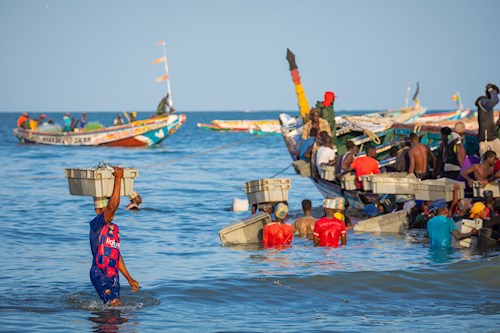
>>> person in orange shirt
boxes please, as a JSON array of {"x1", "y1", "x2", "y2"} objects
[
  {"x1": 262, "y1": 203, "x2": 294, "y2": 247},
  {"x1": 17, "y1": 112, "x2": 29, "y2": 128},
  {"x1": 341, "y1": 145, "x2": 380, "y2": 189}
]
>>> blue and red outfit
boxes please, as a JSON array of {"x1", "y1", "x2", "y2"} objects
[{"x1": 89, "y1": 213, "x2": 121, "y2": 303}]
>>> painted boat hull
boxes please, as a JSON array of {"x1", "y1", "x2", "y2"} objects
[{"x1": 13, "y1": 114, "x2": 186, "y2": 147}]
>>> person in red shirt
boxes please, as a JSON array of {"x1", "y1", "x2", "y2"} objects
[
  {"x1": 342, "y1": 145, "x2": 380, "y2": 189},
  {"x1": 17, "y1": 112, "x2": 29, "y2": 128},
  {"x1": 313, "y1": 198, "x2": 347, "y2": 247},
  {"x1": 262, "y1": 203, "x2": 294, "y2": 247}
]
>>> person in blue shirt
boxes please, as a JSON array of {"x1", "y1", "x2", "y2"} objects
[
  {"x1": 89, "y1": 167, "x2": 139, "y2": 306},
  {"x1": 427, "y1": 199, "x2": 478, "y2": 248}
]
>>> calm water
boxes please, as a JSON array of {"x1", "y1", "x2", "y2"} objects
[{"x1": 0, "y1": 111, "x2": 498, "y2": 333}]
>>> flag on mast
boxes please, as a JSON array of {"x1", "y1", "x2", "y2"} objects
[
  {"x1": 156, "y1": 40, "x2": 166, "y2": 46},
  {"x1": 152, "y1": 56, "x2": 166, "y2": 65},
  {"x1": 156, "y1": 74, "x2": 169, "y2": 83}
]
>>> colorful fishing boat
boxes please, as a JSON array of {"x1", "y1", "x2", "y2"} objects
[
  {"x1": 197, "y1": 119, "x2": 281, "y2": 133},
  {"x1": 13, "y1": 114, "x2": 186, "y2": 147}
]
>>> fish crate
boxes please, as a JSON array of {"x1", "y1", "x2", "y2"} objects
[
  {"x1": 472, "y1": 181, "x2": 500, "y2": 198},
  {"x1": 414, "y1": 178, "x2": 465, "y2": 201},
  {"x1": 243, "y1": 178, "x2": 291, "y2": 205},
  {"x1": 292, "y1": 160, "x2": 311, "y2": 178},
  {"x1": 340, "y1": 173, "x2": 357, "y2": 190},
  {"x1": 320, "y1": 165, "x2": 336, "y2": 181},
  {"x1": 218, "y1": 212, "x2": 272, "y2": 246},
  {"x1": 452, "y1": 219, "x2": 483, "y2": 248},
  {"x1": 359, "y1": 175, "x2": 373, "y2": 191},
  {"x1": 65, "y1": 167, "x2": 138, "y2": 197},
  {"x1": 353, "y1": 210, "x2": 408, "y2": 234},
  {"x1": 370, "y1": 173, "x2": 418, "y2": 194}
]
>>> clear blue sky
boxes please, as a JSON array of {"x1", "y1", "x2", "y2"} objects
[{"x1": 1, "y1": 0, "x2": 499, "y2": 112}]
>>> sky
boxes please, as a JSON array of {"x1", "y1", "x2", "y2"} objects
[{"x1": 1, "y1": 0, "x2": 499, "y2": 112}]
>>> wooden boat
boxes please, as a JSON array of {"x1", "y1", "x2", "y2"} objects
[
  {"x1": 13, "y1": 114, "x2": 186, "y2": 147},
  {"x1": 197, "y1": 119, "x2": 281, "y2": 133},
  {"x1": 417, "y1": 108, "x2": 473, "y2": 123}
]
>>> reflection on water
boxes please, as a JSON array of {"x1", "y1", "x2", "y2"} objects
[{"x1": 88, "y1": 309, "x2": 132, "y2": 333}]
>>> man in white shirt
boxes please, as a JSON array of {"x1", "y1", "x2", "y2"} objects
[{"x1": 315, "y1": 135, "x2": 337, "y2": 176}]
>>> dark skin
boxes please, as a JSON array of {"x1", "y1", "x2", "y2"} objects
[
  {"x1": 95, "y1": 167, "x2": 139, "y2": 306},
  {"x1": 460, "y1": 155, "x2": 497, "y2": 187},
  {"x1": 408, "y1": 136, "x2": 437, "y2": 175}
]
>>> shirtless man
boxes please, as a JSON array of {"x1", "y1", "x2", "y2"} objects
[
  {"x1": 460, "y1": 150, "x2": 497, "y2": 187},
  {"x1": 408, "y1": 132, "x2": 437, "y2": 179},
  {"x1": 294, "y1": 199, "x2": 317, "y2": 239}
]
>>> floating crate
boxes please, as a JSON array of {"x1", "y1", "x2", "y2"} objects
[
  {"x1": 353, "y1": 210, "x2": 408, "y2": 234},
  {"x1": 452, "y1": 219, "x2": 483, "y2": 248},
  {"x1": 414, "y1": 178, "x2": 465, "y2": 201},
  {"x1": 218, "y1": 212, "x2": 272, "y2": 246},
  {"x1": 292, "y1": 160, "x2": 311, "y2": 177},
  {"x1": 320, "y1": 165, "x2": 336, "y2": 181},
  {"x1": 340, "y1": 173, "x2": 357, "y2": 190},
  {"x1": 244, "y1": 178, "x2": 291, "y2": 205},
  {"x1": 370, "y1": 173, "x2": 418, "y2": 194},
  {"x1": 65, "y1": 168, "x2": 138, "y2": 197},
  {"x1": 472, "y1": 181, "x2": 500, "y2": 198}
]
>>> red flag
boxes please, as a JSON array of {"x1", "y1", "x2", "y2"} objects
[
  {"x1": 155, "y1": 74, "x2": 169, "y2": 83},
  {"x1": 151, "y1": 56, "x2": 166, "y2": 65},
  {"x1": 156, "y1": 40, "x2": 165, "y2": 46}
]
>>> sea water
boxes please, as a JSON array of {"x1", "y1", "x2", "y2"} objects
[{"x1": 0, "y1": 111, "x2": 498, "y2": 333}]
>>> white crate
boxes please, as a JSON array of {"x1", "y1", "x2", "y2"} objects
[
  {"x1": 452, "y1": 219, "x2": 483, "y2": 248},
  {"x1": 320, "y1": 165, "x2": 336, "y2": 181},
  {"x1": 414, "y1": 178, "x2": 465, "y2": 201},
  {"x1": 292, "y1": 160, "x2": 311, "y2": 177},
  {"x1": 218, "y1": 212, "x2": 272, "y2": 245},
  {"x1": 472, "y1": 181, "x2": 500, "y2": 198},
  {"x1": 359, "y1": 175, "x2": 373, "y2": 191},
  {"x1": 244, "y1": 178, "x2": 291, "y2": 205},
  {"x1": 371, "y1": 173, "x2": 418, "y2": 194},
  {"x1": 340, "y1": 173, "x2": 357, "y2": 190},
  {"x1": 353, "y1": 210, "x2": 408, "y2": 234},
  {"x1": 65, "y1": 168, "x2": 138, "y2": 197}
]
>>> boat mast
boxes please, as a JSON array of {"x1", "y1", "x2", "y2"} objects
[
  {"x1": 456, "y1": 91, "x2": 463, "y2": 110},
  {"x1": 405, "y1": 82, "x2": 411, "y2": 108},
  {"x1": 158, "y1": 41, "x2": 174, "y2": 110}
]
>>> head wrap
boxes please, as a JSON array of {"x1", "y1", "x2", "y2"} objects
[
  {"x1": 274, "y1": 203, "x2": 289, "y2": 219},
  {"x1": 93, "y1": 197, "x2": 109, "y2": 209},
  {"x1": 324, "y1": 197, "x2": 345, "y2": 210},
  {"x1": 323, "y1": 91, "x2": 335, "y2": 107},
  {"x1": 129, "y1": 191, "x2": 139, "y2": 200},
  {"x1": 470, "y1": 202, "x2": 486, "y2": 217}
]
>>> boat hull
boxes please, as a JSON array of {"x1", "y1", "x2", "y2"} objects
[{"x1": 13, "y1": 114, "x2": 186, "y2": 147}]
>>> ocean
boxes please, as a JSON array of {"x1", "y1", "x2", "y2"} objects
[{"x1": 0, "y1": 111, "x2": 498, "y2": 333}]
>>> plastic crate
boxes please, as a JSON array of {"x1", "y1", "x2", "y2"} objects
[
  {"x1": 320, "y1": 165, "x2": 336, "y2": 181},
  {"x1": 359, "y1": 175, "x2": 373, "y2": 191},
  {"x1": 370, "y1": 173, "x2": 418, "y2": 194},
  {"x1": 65, "y1": 168, "x2": 138, "y2": 197},
  {"x1": 339, "y1": 173, "x2": 357, "y2": 190},
  {"x1": 244, "y1": 178, "x2": 291, "y2": 205},
  {"x1": 452, "y1": 219, "x2": 483, "y2": 248},
  {"x1": 353, "y1": 210, "x2": 408, "y2": 233},
  {"x1": 472, "y1": 181, "x2": 500, "y2": 198},
  {"x1": 414, "y1": 178, "x2": 465, "y2": 201},
  {"x1": 292, "y1": 160, "x2": 311, "y2": 177},
  {"x1": 218, "y1": 212, "x2": 272, "y2": 246}
]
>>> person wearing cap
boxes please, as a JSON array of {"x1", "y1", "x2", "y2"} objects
[
  {"x1": 313, "y1": 198, "x2": 347, "y2": 247},
  {"x1": 301, "y1": 108, "x2": 332, "y2": 140},
  {"x1": 294, "y1": 199, "x2": 317, "y2": 239},
  {"x1": 126, "y1": 191, "x2": 142, "y2": 211},
  {"x1": 470, "y1": 201, "x2": 488, "y2": 220},
  {"x1": 262, "y1": 203, "x2": 294, "y2": 247},
  {"x1": 427, "y1": 198, "x2": 478, "y2": 248},
  {"x1": 476, "y1": 83, "x2": 500, "y2": 157},
  {"x1": 89, "y1": 166, "x2": 139, "y2": 306}
]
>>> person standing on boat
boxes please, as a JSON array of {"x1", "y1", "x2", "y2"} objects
[
  {"x1": 114, "y1": 114, "x2": 124, "y2": 126},
  {"x1": 89, "y1": 167, "x2": 140, "y2": 306},
  {"x1": 436, "y1": 127, "x2": 466, "y2": 179},
  {"x1": 301, "y1": 108, "x2": 331, "y2": 140},
  {"x1": 79, "y1": 113, "x2": 87, "y2": 129},
  {"x1": 408, "y1": 132, "x2": 437, "y2": 180},
  {"x1": 63, "y1": 113, "x2": 71, "y2": 132},
  {"x1": 316, "y1": 91, "x2": 336, "y2": 144},
  {"x1": 476, "y1": 83, "x2": 500, "y2": 157},
  {"x1": 294, "y1": 199, "x2": 317, "y2": 239},
  {"x1": 313, "y1": 198, "x2": 347, "y2": 247},
  {"x1": 341, "y1": 145, "x2": 380, "y2": 189},
  {"x1": 262, "y1": 203, "x2": 294, "y2": 247},
  {"x1": 427, "y1": 200, "x2": 478, "y2": 248}
]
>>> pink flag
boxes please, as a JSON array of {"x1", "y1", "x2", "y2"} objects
[
  {"x1": 155, "y1": 74, "x2": 169, "y2": 83},
  {"x1": 151, "y1": 56, "x2": 166, "y2": 65}
]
